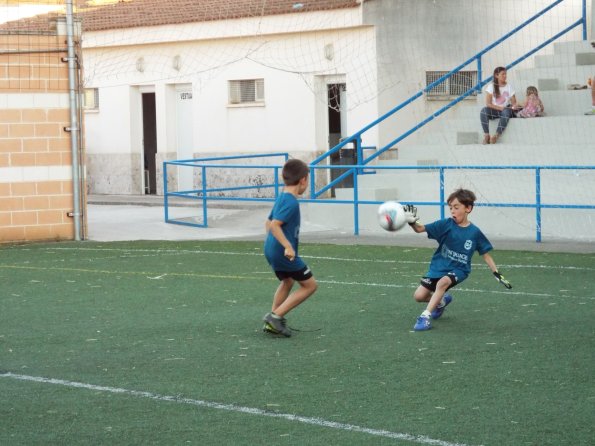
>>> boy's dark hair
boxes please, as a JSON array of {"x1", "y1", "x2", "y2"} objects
[
  {"x1": 447, "y1": 188, "x2": 476, "y2": 208},
  {"x1": 282, "y1": 159, "x2": 309, "y2": 185}
]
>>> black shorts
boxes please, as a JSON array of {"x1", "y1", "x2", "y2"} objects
[
  {"x1": 420, "y1": 272, "x2": 458, "y2": 292},
  {"x1": 274, "y1": 265, "x2": 313, "y2": 282}
]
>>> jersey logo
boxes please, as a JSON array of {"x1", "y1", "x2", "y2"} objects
[{"x1": 464, "y1": 240, "x2": 473, "y2": 250}]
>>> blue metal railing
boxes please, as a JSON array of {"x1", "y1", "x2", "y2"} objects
[
  {"x1": 164, "y1": 158, "x2": 595, "y2": 242},
  {"x1": 310, "y1": 0, "x2": 587, "y2": 199},
  {"x1": 310, "y1": 164, "x2": 595, "y2": 243},
  {"x1": 163, "y1": 152, "x2": 288, "y2": 228}
]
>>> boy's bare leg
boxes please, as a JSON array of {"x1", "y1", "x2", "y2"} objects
[
  {"x1": 414, "y1": 278, "x2": 450, "y2": 314},
  {"x1": 424, "y1": 277, "x2": 451, "y2": 313},
  {"x1": 271, "y1": 278, "x2": 294, "y2": 314},
  {"x1": 273, "y1": 277, "x2": 317, "y2": 317},
  {"x1": 413, "y1": 285, "x2": 432, "y2": 303}
]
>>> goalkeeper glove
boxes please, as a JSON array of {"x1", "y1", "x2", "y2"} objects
[
  {"x1": 493, "y1": 271, "x2": 512, "y2": 289},
  {"x1": 403, "y1": 204, "x2": 419, "y2": 225}
]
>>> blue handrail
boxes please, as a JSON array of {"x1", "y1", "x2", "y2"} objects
[
  {"x1": 163, "y1": 152, "x2": 288, "y2": 227},
  {"x1": 310, "y1": 0, "x2": 587, "y2": 199},
  {"x1": 163, "y1": 157, "x2": 595, "y2": 242}
]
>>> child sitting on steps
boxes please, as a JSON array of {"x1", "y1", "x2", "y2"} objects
[{"x1": 516, "y1": 86, "x2": 545, "y2": 118}]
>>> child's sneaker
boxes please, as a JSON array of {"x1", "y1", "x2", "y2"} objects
[
  {"x1": 413, "y1": 315, "x2": 431, "y2": 331},
  {"x1": 431, "y1": 293, "x2": 453, "y2": 320},
  {"x1": 585, "y1": 108, "x2": 595, "y2": 115},
  {"x1": 262, "y1": 313, "x2": 292, "y2": 337}
]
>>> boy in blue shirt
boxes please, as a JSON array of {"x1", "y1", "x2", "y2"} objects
[
  {"x1": 263, "y1": 159, "x2": 318, "y2": 337},
  {"x1": 404, "y1": 188, "x2": 512, "y2": 331}
]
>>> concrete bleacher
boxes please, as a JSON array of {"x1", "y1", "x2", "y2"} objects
[{"x1": 305, "y1": 40, "x2": 595, "y2": 242}]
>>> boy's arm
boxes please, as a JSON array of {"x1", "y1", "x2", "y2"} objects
[
  {"x1": 483, "y1": 252, "x2": 512, "y2": 289},
  {"x1": 265, "y1": 219, "x2": 271, "y2": 233},
  {"x1": 268, "y1": 219, "x2": 295, "y2": 261},
  {"x1": 409, "y1": 221, "x2": 426, "y2": 233}
]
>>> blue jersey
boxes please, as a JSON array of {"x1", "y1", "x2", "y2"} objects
[
  {"x1": 264, "y1": 192, "x2": 305, "y2": 272},
  {"x1": 424, "y1": 218, "x2": 493, "y2": 282}
]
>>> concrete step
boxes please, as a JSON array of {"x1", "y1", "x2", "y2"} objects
[
  {"x1": 534, "y1": 51, "x2": 595, "y2": 68},
  {"x1": 553, "y1": 40, "x2": 595, "y2": 54},
  {"x1": 413, "y1": 115, "x2": 595, "y2": 147},
  {"x1": 511, "y1": 65, "x2": 594, "y2": 91},
  {"x1": 392, "y1": 142, "x2": 595, "y2": 165}
]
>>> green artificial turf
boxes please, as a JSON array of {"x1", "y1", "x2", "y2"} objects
[{"x1": 1, "y1": 240, "x2": 593, "y2": 445}]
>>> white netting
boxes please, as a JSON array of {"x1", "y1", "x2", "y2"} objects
[{"x1": 2, "y1": 0, "x2": 593, "y2": 239}]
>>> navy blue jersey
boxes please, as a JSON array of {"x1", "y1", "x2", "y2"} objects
[
  {"x1": 424, "y1": 218, "x2": 493, "y2": 282},
  {"x1": 264, "y1": 192, "x2": 305, "y2": 272}
]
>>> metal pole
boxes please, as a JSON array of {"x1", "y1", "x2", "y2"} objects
[
  {"x1": 535, "y1": 168, "x2": 542, "y2": 243},
  {"x1": 201, "y1": 166, "x2": 208, "y2": 227},
  {"x1": 439, "y1": 168, "x2": 445, "y2": 220},
  {"x1": 582, "y1": 0, "x2": 587, "y2": 40},
  {"x1": 66, "y1": 0, "x2": 81, "y2": 241},
  {"x1": 163, "y1": 162, "x2": 169, "y2": 222}
]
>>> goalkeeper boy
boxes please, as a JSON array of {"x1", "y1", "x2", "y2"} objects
[{"x1": 403, "y1": 188, "x2": 512, "y2": 331}]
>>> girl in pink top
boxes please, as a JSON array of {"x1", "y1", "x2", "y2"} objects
[{"x1": 517, "y1": 86, "x2": 544, "y2": 118}]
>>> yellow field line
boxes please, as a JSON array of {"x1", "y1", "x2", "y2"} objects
[{"x1": 0, "y1": 264, "x2": 263, "y2": 281}]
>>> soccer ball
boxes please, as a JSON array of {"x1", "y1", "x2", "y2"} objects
[{"x1": 377, "y1": 201, "x2": 407, "y2": 232}]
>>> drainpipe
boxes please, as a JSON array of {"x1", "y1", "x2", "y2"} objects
[{"x1": 65, "y1": 0, "x2": 82, "y2": 241}]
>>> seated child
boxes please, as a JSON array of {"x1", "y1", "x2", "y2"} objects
[{"x1": 516, "y1": 86, "x2": 544, "y2": 118}]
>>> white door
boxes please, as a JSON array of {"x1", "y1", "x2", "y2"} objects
[{"x1": 175, "y1": 85, "x2": 194, "y2": 191}]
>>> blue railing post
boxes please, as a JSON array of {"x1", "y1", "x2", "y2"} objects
[
  {"x1": 274, "y1": 166, "x2": 280, "y2": 198},
  {"x1": 439, "y1": 167, "x2": 446, "y2": 220},
  {"x1": 535, "y1": 167, "x2": 542, "y2": 243},
  {"x1": 201, "y1": 166, "x2": 208, "y2": 227},
  {"x1": 355, "y1": 136, "x2": 363, "y2": 175},
  {"x1": 582, "y1": 0, "x2": 587, "y2": 40},
  {"x1": 353, "y1": 167, "x2": 360, "y2": 235},
  {"x1": 163, "y1": 161, "x2": 169, "y2": 222},
  {"x1": 476, "y1": 55, "x2": 483, "y2": 93},
  {"x1": 310, "y1": 163, "x2": 316, "y2": 199}
]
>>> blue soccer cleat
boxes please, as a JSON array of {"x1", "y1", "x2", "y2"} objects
[
  {"x1": 413, "y1": 315, "x2": 431, "y2": 331},
  {"x1": 431, "y1": 293, "x2": 453, "y2": 320}
]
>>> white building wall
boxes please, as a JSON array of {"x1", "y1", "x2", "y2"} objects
[
  {"x1": 81, "y1": 0, "x2": 590, "y2": 195},
  {"x1": 82, "y1": 8, "x2": 377, "y2": 195}
]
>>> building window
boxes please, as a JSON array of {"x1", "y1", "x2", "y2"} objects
[
  {"x1": 228, "y1": 79, "x2": 264, "y2": 105},
  {"x1": 425, "y1": 71, "x2": 478, "y2": 100},
  {"x1": 83, "y1": 88, "x2": 99, "y2": 110}
]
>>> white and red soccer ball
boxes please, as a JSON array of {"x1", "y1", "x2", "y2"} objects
[{"x1": 377, "y1": 201, "x2": 407, "y2": 232}]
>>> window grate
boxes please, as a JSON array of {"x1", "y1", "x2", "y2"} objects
[
  {"x1": 425, "y1": 71, "x2": 478, "y2": 100},
  {"x1": 228, "y1": 79, "x2": 264, "y2": 105}
]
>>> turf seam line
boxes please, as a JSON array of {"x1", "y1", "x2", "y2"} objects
[
  {"x1": 0, "y1": 372, "x2": 475, "y2": 446},
  {"x1": 1, "y1": 264, "x2": 592, "y2": 299},
  {"x1": 23, "y1": 246, "x2": 595, "y2": 271}
]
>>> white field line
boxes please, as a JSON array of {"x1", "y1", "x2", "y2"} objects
[
  {"x1": 17, "y1": 246, "x2": 595, "y2": 272},
  {"x1": 0, "y1": 372, "x2": 476, "y2": 446}
]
